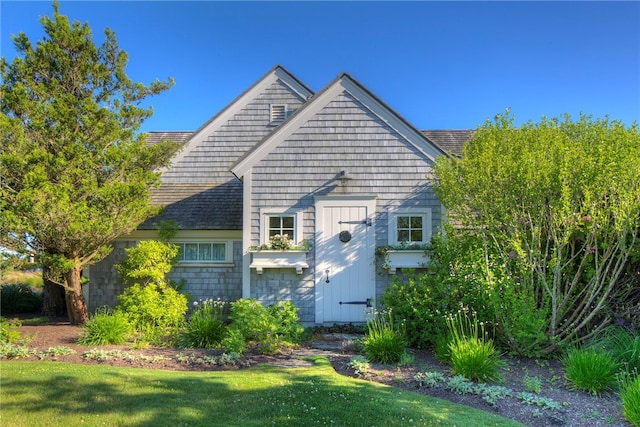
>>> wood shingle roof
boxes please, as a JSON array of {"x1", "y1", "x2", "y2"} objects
[
  {"x1": 421, "y1": 130, "x2": 474, "y2": 157},
  {"x1": 139, "y1": 182, "x2": 242, "y2": 230}
]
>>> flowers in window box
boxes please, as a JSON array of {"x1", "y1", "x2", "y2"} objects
[{"x1": 251, "y1": 235, "x2": 311, "y2": 251}]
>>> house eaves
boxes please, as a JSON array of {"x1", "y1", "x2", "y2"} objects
[
  {"x1": 159, "y1": 65, "x2": 314, "y2": 174},
  {"x1": 231, "y1": 72, "x2": 447, "y2": 178}
]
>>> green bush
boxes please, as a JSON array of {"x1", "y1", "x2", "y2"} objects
[
  {"x1": 563, "y1": 347, "x2": 620, "y2": 395},
  {"x1": 116, "y1": 283, "x2": 187, "y2": 343},
  {"x1": 0, "y1": 284, "x2": 43, "y2": 314},
  {"x1": 620, "y1": 374, "x2": 640, "y2": 426},
  {"x1": 267, "y1": 301, "x2": 305, "y2": 342},
  {"x1": 0, "y1": 317, "x2": 22, "y2": 344},
  {"x1": 227, "y1": 299, "x2": 304, "y2": 354},
  {"x1": 78, "y1": 308, "x2": 131, "y2": 345},
  {"x1": 177, "y1": 299, "x2": 227, "y2": 348},
  {"x1": 590, "y1": 326, "x2": 640, "y2": 376},
  {"x1": 221, "y1": 327, "x2": 246, "y2": 355},
  {"x1": 116, "y1": 240, "x2": 179, "y2": 286},
  {"x1": 446, "y1": 310, "x2": 503, "y2": 382},
  {"x1": 362, "y1": 311, "x2": 407, "y2": 364},
  {"x1": 380, "y1": 229, "x2": 494, "y2": 349}
]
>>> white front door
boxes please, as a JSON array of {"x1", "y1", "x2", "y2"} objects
[{"x1": 315, "y1": 197, "x2": 376, "y2": 323}]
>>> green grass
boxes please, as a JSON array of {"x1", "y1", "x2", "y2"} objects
[{"x1": 1, "y1": 358, "x2": 523, "y2": 427}]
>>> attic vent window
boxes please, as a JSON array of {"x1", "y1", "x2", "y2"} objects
[{"x1": 270, "y1": 104, "x2": 287, "y2": 124}]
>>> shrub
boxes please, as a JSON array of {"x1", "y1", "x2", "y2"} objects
[
  {"x1": 178, "y1": 299, "x2": 227, "y2": 348},
  {"x1": 446, "y1": 310, "x2": 503, "y2": 382},
  {"x1": 563, "y1": 347, "x2": 620, "y2": 395},
  {"x1": 0, "y1": 317, "x2": 22, "y2": 344},
  {"x1": 267, "y1": 301, "x2": 305, "y2": 342},
  {"x1": 116, "y1": 283, "x2": 187, "y2": 343},
  {"x1": 227, "y1": 299, "x2": 305, "y2": 354},
  {"x1": 116, "y1": 240, "x2": 179, "y2": 286},
  {"x1": 228, "y1": 299, "x2": 277, "y2": 340},
  {"x1": 620, "y1": 374, "x2": 640, "y2": 426},
  {"x1": 380, "y1": 229, "x2": 495, "y2": 349},
  {"x1": 221, "y1": 327, "x2": 246, "y2": 355},
  {"x1": 362, "y1": 311, "x2": 408, "y2": 364},
  {"x1": 0, "y1": 284, "x2": 42, "y2": 314},
  {"x1": 78, "y1": 308, "x2": 131, "y2": 345}
]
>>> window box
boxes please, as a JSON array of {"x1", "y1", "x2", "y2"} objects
[
  {"x1": 382, "y1": 249, "x2": 430, "y2": 274},
  {"x1": 249, "y1": 250, "x2": 309, "y2": 275}
]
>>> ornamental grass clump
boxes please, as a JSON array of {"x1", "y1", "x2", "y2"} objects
[
  {"x1": 445, "y1": 309, "x2": 503, "y2": 382},
  {"x1": 362, "y1": 310, "x2": 408, "y2": 364},
  {"x1": 590, "y1": 325, "x2": 640, "y2": 376},
  {"x1": 620, "y1": 373, "x2": 640, "y2": 426},
  {"x1": 563, "y1": 347, "x2": 620, "y2": 396},
  {"x1": 178, "y1": 299, "x2": 228, "y2": 348},
  {"x1": 78, "y1": 307, "x2": 131, "y2": 345}
]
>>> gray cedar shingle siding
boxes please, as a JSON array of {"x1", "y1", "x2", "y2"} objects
[
  {"x1": 248, "y1": 90, "x2": 442, "y2": 316},
  {"x1": 160, "y1": 80, "x2": 307, "y2": 185}
]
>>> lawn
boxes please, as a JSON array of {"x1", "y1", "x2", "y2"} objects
[{"x1": 1, "y1": 357, "x2": 522, "y2": 427}]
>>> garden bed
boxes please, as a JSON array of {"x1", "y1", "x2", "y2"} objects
[{"x1": 3, "y1": 317, "x2": 631, "y2": 427}]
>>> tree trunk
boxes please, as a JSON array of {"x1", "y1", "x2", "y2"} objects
[
  {"x1": 64, "y1": 264, "x2": 89, "y2": 325},
  {"x1": 42, "y1": 265, "x2": 66, "y2": 317}
]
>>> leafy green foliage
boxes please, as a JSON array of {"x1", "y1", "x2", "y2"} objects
[
  {"x1": 177, "y1": 299, "x2": 227, "y2": 349},
  {"x1": 116, "y1": 240, "x2": 179, "y2": 286},
  {"x1": 266, "y1": 301, "x2": 305, "y2": 342},
  {"x1": 347, "y1": 355, "x2": 371, "y2": 378},
  {"x1": 220, "y1": 328, "x2": 246, "y2": 355},
  {"x1": 0, "y1": 2, "x2": 176, "y2": 323},
  {"x1": 445, "y1": 310, "x2": 503, "y2": 382},
  {"x1": 433, "y1": 111, "x2": 640, "y2": 356},
  {"x1": 362, "y1": 311, "x2": 408, "y2": 364},
  {"x1": 523, "y1": 374, "x2": 542, "y2": 394},
  {"x1": 116, "y1": 283, "x2": 187, "y2": 343},
  {"x1": 37, "y1": 346, "x2": 76, "y2": 359},
  {"x1": 589, "y1": 326, "x2": 640, "y2": 376},
  {"x1": 380, "y1": 227, "x2": 494, "y2": 349},
  {"x1": 78, "y1": 308, "x2": 131, "y2": 345},
  {"x1": 0, "y1": 317, "x2": 22, "y2": 344},
  {"x1": 563, "y1": 347, "x2": 620, "y2": 395},
  {"x1": 226, "y1": 299, "x2": 304, "y2": 354},
  {"x1": 620, "y1": 374, "x2": 640, "y2": 426},
  {"x1": 0, "y1": 283, "x2": 42, "y2": 314},
  {"x1": 0, "y1": 342, "x2": 31, "y2": 358}
]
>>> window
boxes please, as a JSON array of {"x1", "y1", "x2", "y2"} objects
[
  {"x1": 176, "y1": 242, "x2": 228, "y2": 263},
  {"x1": 270, "y1": 104, "x2": 287, "y2": 124},
  {"x1": 268, "y1": 215, "x2": 295, "y2": 239},
  {"x1": 260, "y1": 209, "x2": 303, "y2": 246},
  {"x1": 388, "y1": 209, "x2": 432, "y2": 245},
  {"x1": 397, "y1": 215, "x2": 424, "y2": 242}
]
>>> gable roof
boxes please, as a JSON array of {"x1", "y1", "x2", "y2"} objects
[
  {"x1": 159, "y1": 65, "x2": 314, "y2": 174},
  {"x1": 145, "y1": 131, "x2": 193, "y2": 147},
  {"x1": 231, "y1": 73, "x2": 447, "y2": 177},
  {"x1": 421, "y1": 130, "x2": 474, "y2": 157},
  {"x1": 139, "y1": 182, "x2": 242, "y2": 230}
]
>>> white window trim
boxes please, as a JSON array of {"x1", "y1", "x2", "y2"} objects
[
  {"x1": 259, "y1": 208, "x2": 303, "y2": 247},
  {"x1": 387, "y1": 208, "x2": 432, "y2": 245},
  {"x1": 174, "y1": 240, "x2": 234, "y2": 266}
]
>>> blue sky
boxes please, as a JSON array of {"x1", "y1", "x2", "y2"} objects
[{"x1": 2, "y1": 1, "x2": 639, "y2": 132}]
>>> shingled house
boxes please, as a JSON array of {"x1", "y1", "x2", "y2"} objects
[{"x1": 86, "y1": 65, "x2": 471, "y2": 324}]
